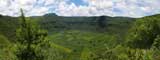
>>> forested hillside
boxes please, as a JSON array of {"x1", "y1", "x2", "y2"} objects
[
  {"x1": 0, "y1": 13, "x2": 160, "y2": 60},
  {"x1": 0, "y1": 13, "x2": 135, "y2": 41}
]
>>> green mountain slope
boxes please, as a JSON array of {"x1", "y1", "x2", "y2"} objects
[
  {"x1": 1, "y1": 14, "x2": 160, "y2": 60},
  {"x1": 0, "y1": 16, "x2": 18, "y2": 41},
  {"x1": 39, "y1": 14, "x2": 135, "y2": 34},
  {"x1": 0, "y1": 13, "x2": 135, "y2": 41}
]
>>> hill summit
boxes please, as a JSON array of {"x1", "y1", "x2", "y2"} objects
[{"x1": 43, "y1": 13, "x2": 58, "y2": 17}]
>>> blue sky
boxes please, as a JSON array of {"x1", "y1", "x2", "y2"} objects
[
  {"x1": 0, "y1": 0, "x2": 160, "y2": 17},
  {"x1": 69, "y1": 0, "x2": 87, "y2": 6}
]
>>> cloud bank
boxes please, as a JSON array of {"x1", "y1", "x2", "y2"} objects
[{"x1": 0, "y1": 0, "x2": 160, "y2": 17}]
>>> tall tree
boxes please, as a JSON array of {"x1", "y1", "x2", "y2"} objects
[
  {"x1": 126, "y1": 15, "x2": 160, "y2": 49},
  {"x1": 16, "y1": 9, "x2": 48, "y2": 60},
  {"x1": 97, "y1": 16, "x2": 107, "y2": 28}
]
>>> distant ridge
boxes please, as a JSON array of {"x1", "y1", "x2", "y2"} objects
[
  {"x1": 43, "y1": 13, "x2": 58, "y2": 17},
  {"x1": 1, "y1": 13, "x2": 160, "y2": 42},
  {"x1": 0, "y1": 14, "x2": 2, "y2": 17}
]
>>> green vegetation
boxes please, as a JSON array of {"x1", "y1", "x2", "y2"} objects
[
  {"x1": 126, "y1": 15, "x2": 160, "y2": 49},
  {"x1": 0, "y1": 12, "x2": 160, "y2": 60},
  {"x1": 15, "y1": 9, "x2": 49, "y2": 60},
  {"x1": 0, "y1": 16, "x2": 18, "y2": 41}
]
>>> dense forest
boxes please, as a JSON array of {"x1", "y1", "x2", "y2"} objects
[{"x1": 0, "y1": 10, "x2": 160, "y2": 60}]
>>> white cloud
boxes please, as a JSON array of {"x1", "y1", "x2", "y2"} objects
[
  {"x1": 87, "y1": 0, "x2": 113, "y2": 9},
  {"x1": 0, "y1": 0, "x2": 54, "y2": 17},
  {"x1": 0, "y1": 0, "x2": 160, "y2": 17}
]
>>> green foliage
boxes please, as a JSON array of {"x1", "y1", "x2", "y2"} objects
[
  {"x1": 153, "y1": 48, "x2": 160, "y2": 60},
  {"x1": 152, "y1": 35, "x2": 160, "y2": 49},
  {"x1": 15, "y1": 9, "x2": 48, "y2": 60},
  {"x1": 0, "y1": 34, "x2": 10, "y2": 48},
  {"x1": 97, "y1": 16, "x2": 107, "y2": 29},
  {"x1": 0, "y1": 16, "x2": 18, "y2": 41},
  {"x1": 47, "y1": 30, "x2": 119, "y2": 60},
  {"x1": 0, "y1": 34, "x2": 17, "y2": 60},
  {"x1": 126, "y1": 16, "x2": 160, "y2": 48},
  {"x1": 80, "y1": 47, "x2": 92, "y2": 60},
  {"x1": 92, "y1": 45, "x2": 154, "y2": 60},
  {"x1": 40, "y1": 15, "x2": 134, "y2": 34}
]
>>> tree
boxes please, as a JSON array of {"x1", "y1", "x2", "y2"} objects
[
  {"x1": 152, "y1": 35, "x2": 160, "y2": 49},
  {"x1": 126, "y1": 15, "x2": 160, "y2": 49},
  {"x1": 0, "y1": 14, "x2": 2, "y2": 17},
  {"x1": 16, "y1": 9, "x2": 48, "y2": 60},
  {"x1": 97, "y1": 16, "x2": 107, "y2": 28}
]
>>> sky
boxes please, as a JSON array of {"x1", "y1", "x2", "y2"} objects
[{"x1": 0, "y1": 0, "x2": 160, "y2": 17}]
